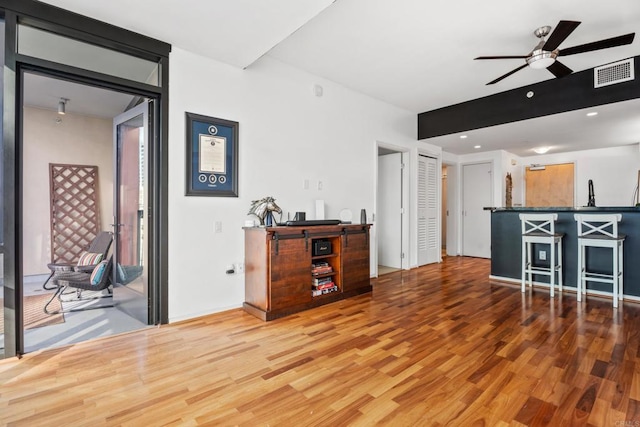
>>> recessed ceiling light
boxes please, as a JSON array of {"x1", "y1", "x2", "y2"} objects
[
  {"x1": 460, "y1": 135, "x2": 468, "y2": 139},
  {"x1": 586, "y1": 111, "x2": 598, "y2": 117},
  {"x1": 533, "y1": 147, "x2": 550, "y2": 154},
  {"x1": 474, "y1": 145, "x2": 481, "y2": 149}
]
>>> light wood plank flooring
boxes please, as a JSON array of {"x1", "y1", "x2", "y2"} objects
[
  {"x1": 2, "y1": 256, "x2": 640, "y2": 425},
  {"x1": 378, "y1": 265, "x2": 401, "y2": 276}
]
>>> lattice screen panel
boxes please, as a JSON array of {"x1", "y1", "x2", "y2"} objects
[{"x1": 49, "y1": 164, "x2": 101, "y2": 264}]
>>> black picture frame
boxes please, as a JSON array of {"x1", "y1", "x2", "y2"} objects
[{"x1": 185, "y1": 112, "x2": 239, "y2": 197}]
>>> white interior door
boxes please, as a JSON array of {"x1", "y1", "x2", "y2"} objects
[
  {"x1": 378, "y1": 153, "x2": 402, "y2": 268},
  {"x1": 418, "y1": 155, "x2": 438, "y2": 265},
  {"x1": 462, "y1": 162, "x2": 492, "y2": 258}
]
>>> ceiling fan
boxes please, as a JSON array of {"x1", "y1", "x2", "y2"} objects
[{"x1": 475, "y1": 20, "x2": 635, "y2": 85}]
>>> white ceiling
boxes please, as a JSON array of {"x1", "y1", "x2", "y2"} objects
[
  {"x1": 428, "y1": 99, "x2": 640, "y2": 157},
  {"x1": 23, "y1": 73, "x2": 135, "y2": 118},
  {"x1": 37, "y1": 0, "x2": 640, "y2": 156}
]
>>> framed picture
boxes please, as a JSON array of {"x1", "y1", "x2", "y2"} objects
[{"x1": 185, "y1": 112, "x2": 239, "y2": 197}]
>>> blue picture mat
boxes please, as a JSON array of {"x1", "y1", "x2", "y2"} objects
[{"x1": 191, "y1": 119, "x2": 235, "y2": 192}]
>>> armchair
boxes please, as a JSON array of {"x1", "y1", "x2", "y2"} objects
[{"x1": 43, "y1": 231, "x2": 113, "y2": 290}]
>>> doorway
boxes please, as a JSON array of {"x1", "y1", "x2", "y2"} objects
[
  {"x1": 462, "y1": 162, "x2": 492, "y2": 258},
  {"x1": 442, "y1": 165, "x2": 447, "y2": 257},
  {"x1": 1, "y1": 4, "x2": 170, "y2": 359},
  {"x1": 376, "y1": 145, "x2": 407, "y2": 276},
  {"x1": 21, "y1": 72, "x2": 152, "y2": 352}
]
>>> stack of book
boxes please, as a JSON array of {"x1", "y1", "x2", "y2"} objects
[
  {"x1": 311, "y1": 261, "x2": 333, "y2": 276},
  {"x1": 312, "y1": 277, "x2": 338, "y2": 297}
]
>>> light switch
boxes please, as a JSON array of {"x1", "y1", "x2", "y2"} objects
[{"x1": 214, "y1": 221, "x2": 222, "y2": 233}]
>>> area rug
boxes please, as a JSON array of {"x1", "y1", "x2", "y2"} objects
[{"x1": 0, "y1": 294, "x2": 65, "y2": 331}]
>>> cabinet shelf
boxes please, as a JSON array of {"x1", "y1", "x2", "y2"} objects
[
  {"x1": 312, "y1": 271, "x2": 336, "y2": 278},
  {"x1": 312, "y1": 288, "x2": 340, "y2": 298},
  {"x1": 312, "y1": 253, "x2": 338, "y2": 260}
]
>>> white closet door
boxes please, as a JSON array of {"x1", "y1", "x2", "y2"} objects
[
  {"x1": 418, "y1": 155, "x2": 438, "y2": 265},
  {"x1": 462, "y1": 162, "x2": 492, "y2": 258}
]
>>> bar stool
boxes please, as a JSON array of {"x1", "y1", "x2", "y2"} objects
[
  {"x1": 574, "y1": 214, "x2": 625, "y2": 307},
  {"x1": 520, "y1": 213, "x2": 564, "y2": 297}
]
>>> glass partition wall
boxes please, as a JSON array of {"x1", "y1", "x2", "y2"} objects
[{"x1": 2, "y1": 2, "x2": 169, "y2": 358}]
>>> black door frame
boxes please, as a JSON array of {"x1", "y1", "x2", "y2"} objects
[{"x1": 1, "y1": 0, "x2": 170, "y2": 358}]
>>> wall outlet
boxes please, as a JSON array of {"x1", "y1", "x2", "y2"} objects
[
  {"x1": 539, "y1": 250, "x2": 546, "y2": 261},
  {"x1": 214, "y1": 221, "x2": 222, "y2": 233},
  {"x1": 235, "y1": 262, "x2": 245, "y2": 274}
]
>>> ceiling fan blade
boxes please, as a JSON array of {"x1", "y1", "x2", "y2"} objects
[
  {"x1": 486, "y1": 64, "x2": 528, "y2": 85},
  {"x1": 475, "y1": 55, "x2": 528, "y2": 60},
  {"x1": 558, "y1": 33, "x2": 635, "y2": 56},
  {"x1": 543, "y1": 20, "x2": 581, "y2": 51},
  {"x1": 547, "y1": 61, "x2": 573, "y2": 78}
]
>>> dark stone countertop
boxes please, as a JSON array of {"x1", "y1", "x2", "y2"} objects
[{"x1": 488, "y1": 206, "x2": 640, "y2": 212}]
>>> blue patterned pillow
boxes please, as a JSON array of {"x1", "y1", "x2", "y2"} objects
[{"x1": 90, "y1": 260, "x2": 108, "y2": 285}]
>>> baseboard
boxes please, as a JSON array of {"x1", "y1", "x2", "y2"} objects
[
  {"x1": 489, "y1": 274, "x2": 640, "y2": 303},
  {"x1": 168, "y1": 303, "x2": 243, "y2": 324}
]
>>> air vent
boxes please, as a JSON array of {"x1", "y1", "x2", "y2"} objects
[{"x1": 594, "y1": 58, "x2": 634, "y2": 88}]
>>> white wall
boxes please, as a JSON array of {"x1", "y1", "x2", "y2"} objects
[
  {"x1": 22, "y1": 107, "x2": 113, "y2": 276},
  {"x1": 168, "y1": 49, "x2": 436, "y2": 321},
  {"x1": 168, "y1": 46, "x2": 640, "y2": 323},
  {"x1": 447, "y1": 145, "x2": 640, "y2": 211},
  {"x1": 442, "y1": 144, "x2": 639, "y2": 260},
  {"x1": 525, "y1": 144, "x2": 640, "y2": 207},
  {"x1": 502, "y1": 151, "x2": 524, "y2": 207}
]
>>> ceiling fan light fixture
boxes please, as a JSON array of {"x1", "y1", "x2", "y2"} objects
[
  {"x1": 477, "y1": 21, "x2": 634, "y2": 85},
  {"x1": 527, "y1": 50, "x2": 557, "y2": 69}
]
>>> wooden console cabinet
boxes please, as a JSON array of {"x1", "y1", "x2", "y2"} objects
[{"x1": 243, "y1": 224, "x2": 372, "y2": 321}]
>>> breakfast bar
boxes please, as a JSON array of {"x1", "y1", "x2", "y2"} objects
[{"x1": 491, "y1": 206, "x2": 640, "y2": 297}]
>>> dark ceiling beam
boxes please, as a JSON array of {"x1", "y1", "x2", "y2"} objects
[{"x1": 417, "y1": 55, "x2": 640, "y2": 140}]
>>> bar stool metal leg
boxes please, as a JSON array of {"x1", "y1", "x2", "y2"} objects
[
  {"x1": 521, "y1": 239, "x2": 526, "y2": 293},
  {"x1": 558, "y1": 238, "x2": 563, "y2": 293},
  {"x1": 551, "y1": 241, "x2": 555, "y2": 297},
  {"x1": 619, "y1": 240, "x2": 624, "y2": 302},
  {"x1": 527, "y1": 241, "x2": 533, "y2": 290},
  {"x1": 613, "y1": 245, "x2": 619, "y2": 308},
  {"x1": 577, "y1": 242, "x2": 583, "y2": 302}
]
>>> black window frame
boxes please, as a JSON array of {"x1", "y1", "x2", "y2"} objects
[{"x1": 1, "y1": 0, "x2": 170, "y2": 358}]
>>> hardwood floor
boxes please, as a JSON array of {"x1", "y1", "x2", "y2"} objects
[{"x1": 2, "y1": 256, "x2": 640, "y2": 425}]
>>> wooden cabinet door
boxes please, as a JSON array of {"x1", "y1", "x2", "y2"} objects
[
  {"x1": 269, "y1": 237, "x2": 312, "y2": 309},
  {"x1": 341, "y1": 230, "x2": 370, "y2": 292}
]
